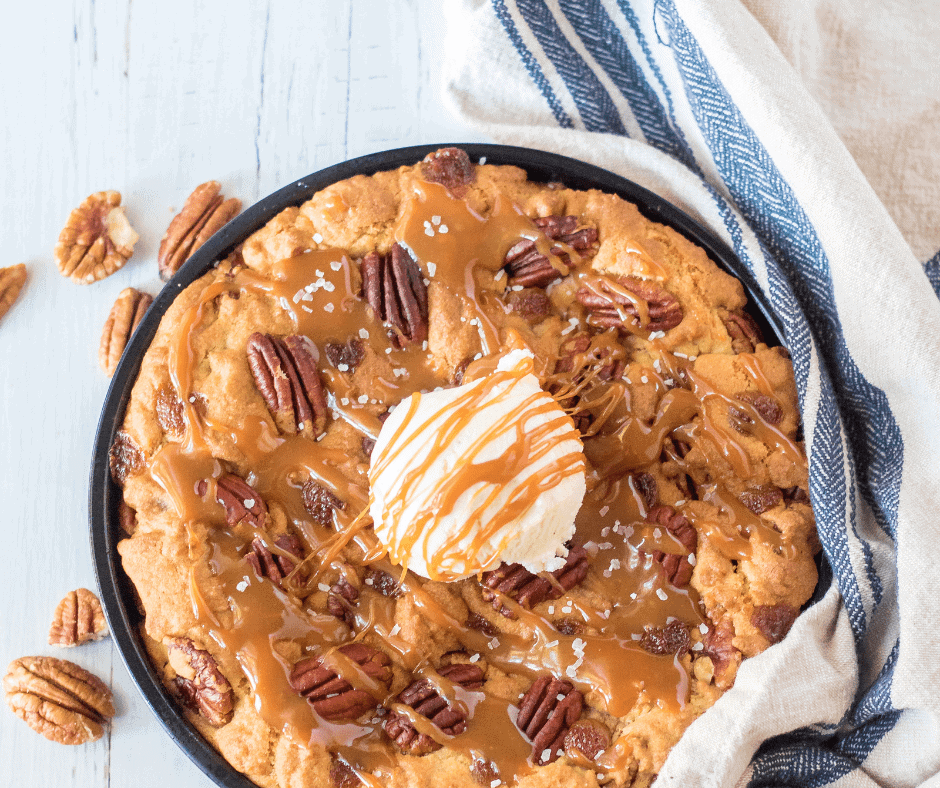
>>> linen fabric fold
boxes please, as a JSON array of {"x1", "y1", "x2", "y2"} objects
[{"x1": 441, "y1": 0, "x2": 940, "y2": 785}]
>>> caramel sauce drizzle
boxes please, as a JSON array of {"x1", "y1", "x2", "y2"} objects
[{"x1": 138, "y1": 170, "x2": 810, "y2": 785}]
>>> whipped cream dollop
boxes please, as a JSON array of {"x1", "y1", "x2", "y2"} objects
[{"x1": 368, "y1": 349, "x2": 586, "y2": 581}]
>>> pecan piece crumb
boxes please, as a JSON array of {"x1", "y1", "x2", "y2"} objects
[
  {"x1": 327, "y1": 576, "x2": 359, "y2": 627},
  {"x1": 730, "y1": 391, "x2": 783, "y2": 431},
  {"x1": 723, "y1": 310, "x2": 764, "y2": 353},
  {"x1": 517, "y1": 675, "x2": 583, "y2": 765},
  {"x1": 384, "y1": 663, "x2": 485, "y2": 755},
  {"x1": 739, "y1": 485, "x2": 784, "y2": 515},
  {"x1": 364, "y1": 567, "x2": 402, "y2": 598},
  {"x1": 48, "y1": 589, "x2": 108, "y2": 647},
  {"x1": 55, "y1": 191, "x2": 138, "y2": 284},
  {"x1": 639, "y1": 620, "x2": 690, "y2": 656},
  {"x1": 751, "y1": 603, "x2": 799, "y2": 644},
  {"x1": 644, "y1": 505, "x2": 697, "y2": 587},
  {"x1": 503, "y1": 215, "x2": 598, "y2": 287},
  {"x1": 361, "y1": 244, "x2": 429, "y2": 347},
  {"x1": 0, "y1": 263, "x2": 27, "y2": 324},
  {"x1": 166, "y1": 637, "x2": 234, "y2": 727},
  {"x1": 302, "y1": 480, "x2": 346, "y2": 526},
  {"x1": 4, "y1": 656, "x2": 115, "y2": 745},
  {"x1": 325, "y1": 338, "x2": 365, "y2": 372},
  {"x1": 109, "y1": 430, "x2": 144, "y2": 486},
  {"x1": 420, "y1": 147, "x2": 476, "y2": 197},
  {"x1": 564, "y1": 719, "x2": 611, "y2": 762},
  {"x1": 158, "y1": 181, "x2": 241, "y2": 280},
  {"x1": 247, "y1": 332, "x2": 328, "y2": 438},
  {"x1": 576, "y1": 275, "x2": 683, "y2": 333},
  {"x1": 216, "y1": 474, "x2": 267, "y2": 529},
  {"x1": 289, "y1": 643, "x2": 392, "y2": 722},
  {"x1": 99, "y1": 287, "x2": 153, "y2": 377},
  {"x1": 247, "y1": 534, "x2": 305, "y2": 590},
  {"x1": 481, "y1": 544, "x2": 588, "y2": 618}
]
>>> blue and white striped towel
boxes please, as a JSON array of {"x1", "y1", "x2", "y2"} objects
[{"x1": 441, "y1": 1, "x2": 940, "y2": 785}]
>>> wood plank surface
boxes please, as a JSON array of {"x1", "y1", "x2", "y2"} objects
[{"x1": 0, "y1": 2, "x2": 481, "y2": 785}]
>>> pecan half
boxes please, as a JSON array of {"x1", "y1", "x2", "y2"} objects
[
  {"x1": 639, "y1": 619, "x2": 690, "y2": 656},
  {"x1": 166, "y1": 637, "x2": 234, "y2": 727},
  {"x1": 517, "y1": 675, "x2": 583, "y2": 765},
  {"x1": 564, "y1": 719, "x2": 611, "y2": 762},
  {"x1": 327, "y1": 576, "x2": 359, "y2": 627},
  {"x1": 247, "y1": 534, "x2": 305, "y2": 590},
  {"x1": 361, "y1": 244, "x2": 429, "y2": 347},
  {"x1": 751, "y1": 604, "x2": 798, "y2": 645},
  {"x1": 329, "y1": 755, "x2": 363, "y2": 788},
  {"x1": 503, "y1": 215, "x2": 598, "y2": 288},
  {"x1": 289, "y1": 643, "x2": 392, "y2": 722},
  {"x1": 701, "y1": 620, "x2": 740, "y2": 682},
  {"x1": 420, "y1": 147, "x2": 475, "y2": 197},
  {"x1": 216, "y1": 474, "x2": 267, "y2": 529},
  {"x1": 55, "y1": 191, "x2": 139, "y2": 284},
  {"x1": 481, "y1": 544, "x2": 588, "y2": 618},
  {"x1": 576, "y1": 276, "x2": 682, "y2": 333},
  {"x1": 384, "y1": 663, "x2": 485, "y2": 755},
  {"x1": 99, "y1": 287, "x2": 153, "y2": 377},
  {"x1": 730, "y1": 391, "x2": 783, "y2": 432},
  {"x1": 247, "y1": 332, "x2": 328, "y2": 438},
  {"x1": 158, "y1": 181, "x2": 241, "y2": 280},
  {"x1": 723, "y1": 310, "x2": 764, "y2": 353},
  {"x1": 632, "y1": 472, "x2": 658, "y2": 511},
  {"x1": 739, "y1": 486, "x2": 783, "y2": 515},
  {"x1": 325, "y1": 338, "x2": 365, "y2": 372},
  {"x1": 0, "y1": 263, "x2": 27, "y2": 324},
  {"x1": 302, "y1": 480, "x2": 346, "y2": 526},
  {"x1": 505, "y1": 288, "x2": 553, "y2": 322},
  {"x1": 48, "y1": 589, "x2": 108, "y2": 648},
  {"x1": 645, "y1": 505, "x2": 697, "y2": 587},
  {"x1": 109, "y1": 430, "x2": 144, "y2": 486},
  {"x1": 465, "y1": 612, "x2": 498, "y2": 637},
  {"x1": 4, "y1": 656, "x2": 115, "y2": 744}
]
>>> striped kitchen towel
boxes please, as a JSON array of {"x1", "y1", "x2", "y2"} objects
[{"x1": 441, "y1": 1, "x2": 940, "y2": 785}]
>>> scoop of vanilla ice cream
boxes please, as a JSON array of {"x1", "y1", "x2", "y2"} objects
[{"x1": 368, "y1": 349, "x2": 586, "y2": 581}]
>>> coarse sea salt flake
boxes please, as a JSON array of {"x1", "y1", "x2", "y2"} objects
[
  {"x1": 313, "y1": 233, "x2": 323, "y2": 243},
  {"x1": 439, "y1": 225, "x2": 449, "y2": 233},
  {"x1": 688, "y1": 554, "x2": 697, "y2": 566},
  {"x1": 427, "y1": 262, "x2": 436, "y2": 276},
  {"x1": 432, "y1": 215, "x2": 441, "y2": 225},
  {"x1": 470, "y1": 653, "x2": 481, "y2": 663},
  {"x1": 301, "y1": 305, "x2": 313, "y2": 313},
  {"x1": 317, "y1": 583, "x2": 330, "y2": 592},
  {"x1": 359, "y1": 328, "x2": 369, "y2": 339},
  {"x1": 243, "y1": 499, "x2": 255, "y2": 508},
  {"x1": 331, "y1": 261, "x2": 342, "y2": 271},
  {"x1": 358, "y1": 395, "x2": 369, "y2": 404},
  {"x1": 425, "y1": 227, "x2": 434, "y2": 237},
  {"x1": 324, "y1": 303, "x2": 334, "y2": 313},
  {"x1": 656, "y1": 588, "x2": 668, "y2": 601},
  {"x1": 389, "y1": 624, "x2": 401, "y2": 637},
  {"x1": 599, "y1": 505, "x2": 609, "y2": 517}
]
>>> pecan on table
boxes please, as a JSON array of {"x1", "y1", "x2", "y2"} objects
[
  {"x1": 98, "y1": 287, "x2": 153, "y2": 377},
  {"x1": 55, "y1": 191, "x2": 139, "y2": 284},
  {"x1": 643, "y1": 505, "x2": 697, "y2": 588},
  {"x1": 247, "y1": 332, "x2": 328, "y2": 438},
  {"x1": 576, "y1": 275, "x2": 683, "y2": 333},
  {"x1": 166, "y1": 637, "x2": 234, "y2": 727},
  {"x1": 302, "y1": 480, "x2": 346, "y2": 527},
  {"x1": 327, "y1": 576, "x2": 360, "y2": 627},
  {"x1": 0, "y1": 263, "x2": 27, "y2": 324},
  {"x1": 109, "y1": 430, "x2": 144, "y2": 486},
  {"x1": 158, "y1": 181, "x2": 241, "y2": 281},
  {"x1": 503, "y1": 215, "x2": 598, "y2": 288},
  {"x1": 420, "y1": 147, "x2": 476, "y2": 197},
  {"x1": 639, "y1": 619, "x2": 690, "y2": 656},
  {"x1": 481, "y1": 544, "x2": 588, "y2": 618},
  {"x1": 289, "y1": 643, "x2": 392, "y2": 722},
  {"x1": 723, "y1": 309, "x2": 764, "y2": 353},
  {"x1": 384, "y1": 663, "x2": 485, "y2": 755},
  {"x1": 360, "y1": 243, "x2": 429, "y2": 347},
  {"x1": 216, "y1": 474, "x2": 267, "y2": 529},
  {"x1": 3, "y1": 656, "x2": 115, "y2": 744},
  {"x1": 517, "y1": 675, "x2": 583, "y2": 765},
  {"x1": 48, "y1": 589, "x2": 108, "y2": 648},
  {"x1": 247, "y1": 534, "x2": 305, "y2": 590}
]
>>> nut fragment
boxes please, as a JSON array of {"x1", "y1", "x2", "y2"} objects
[
  {"x1": 324, "y1": 338, "x2": 365, "y2": 372},
  {"x1": 481, "y1": 544, "x2": 588, "y2": 618},
  {"x1": 247, "y1": 332, "x2": 329, "y2": 438},
  {"x1": 503, "y1": 215, "x2": 598, "y2": 288},
  {"x1": 166, "y1": 638, "x2": 234, "y2": 727},
  {"x1": 289, "y1": 643, "x2": 392, "y2": 722},
  {"x1": 302, "y1": 480, "x2": 346, "y2": 526},
  {"x1": 639, "y1": 620, "x2": 690, "y2": 656},
  {"x1": 158, "y1": 181, "x2": 241, "y2": 280},
  {"x1": 505, "y1": 288, "x2": 553, "y2": 322},
  {"x1": 739, "y1": 486, "x2": 784, "y2": 515},
  {"x1": 563, "y1": 719, "x2": 611, "y2": 762},
  {"x1": 644, "y1": 505, "x2": 697, "y2": 587},
  {"x1": 576, "y1": 275, "x2": 683, "y2": 333},
  {"x1": 420, "y1": 147, "x2": 476, "y2": 197},
  {"x1": 98, "y1": 287, "x2": 153, "y2": 377},
  {"x1": 109, "y1": 430, "x2": 144, "y2": 486},
  {"x1": 48, "y1": 589, "x2": 109, "y2": 647},
  {"x1": 327, "y1": 576, "x2": 359, "y2": 627},
  {"x1": 361, "y1": 244, "x2": 429, "y2": 347},
  {"x1": 729, "y1": 391, "x2": 783, "y2": 431},
  {"x1": 4, "y1": 656, "x2": 115, "y2": 744},
  {"x1": 723, "y1": 310, "x2": 764, "y2": 353},
  {"x1": 751, "y1": 603, "x2": 798, "y2": 644},
  {"x1": 55, "y1": 191, "x2": 138, "y2": 284},
  {"x1": 216, "y1": 474, "x2": 267, "y2": 529},
  {"x1": 384, "y1": 663, "x2": 485, "y2": 755},
  {"x1": 364, "y1": 567, "x2": 402, "y2": 599},
  {"x1": 0, "y1": 263, "x2": 27, "y2": 324},
  {"x1": 517, "y1": 675, "x2": 583, "y2": 765},
  {"x1": 246, "y1": 534, "x2": 305, "y2": 590}
]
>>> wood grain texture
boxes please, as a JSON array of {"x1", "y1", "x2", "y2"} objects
[{"x1": 0, "y1": 1, "x2": 480, "y2": 786}]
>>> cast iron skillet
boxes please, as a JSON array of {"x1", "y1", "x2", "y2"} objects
[{"x1": 90, "y1": 143, "x2": 816, "y2": 788}]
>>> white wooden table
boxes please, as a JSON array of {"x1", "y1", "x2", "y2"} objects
[{"x1": 0, "y1": 2, "x2": 481, "y2": 785}]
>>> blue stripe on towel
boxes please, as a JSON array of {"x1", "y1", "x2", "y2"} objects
[
  {"x1": 514, "y1": 0, "x2": 628, "y2": 135},
  {"x1": 925, "y1": 248, "x2": 940, "y2": 298},
  {"x1": 491, "y1": 0, "x2": 575, "y2": 129}
]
